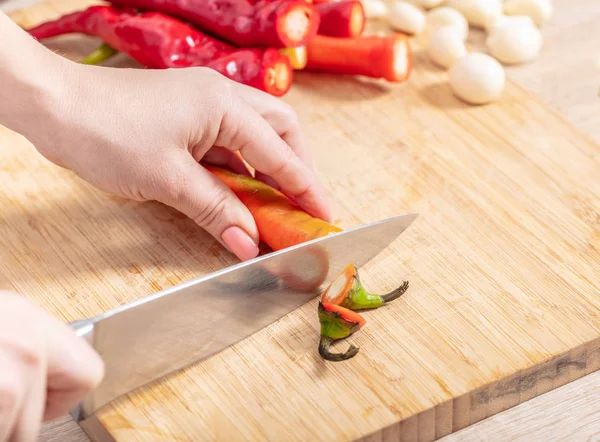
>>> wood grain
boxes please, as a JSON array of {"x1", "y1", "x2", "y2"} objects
[{"x1": 2, "y1": 0, "x2": 599, "y2": 441}]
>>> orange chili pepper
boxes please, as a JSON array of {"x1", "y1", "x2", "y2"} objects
[
  {"x1": 204, "y1": 164, "x2": 343, "y2": 251},
  {"x1": 318, "y1": 301, "x2": 366, "y2": 361}
]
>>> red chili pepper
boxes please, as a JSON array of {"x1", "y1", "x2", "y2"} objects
[
  {"x1": 315, "y1": 0, "x2": 365, "y2": 38},
  {"x1": 105, "y1": 0, "x2": 321, "y2": 48},
  {"x1": 305, "y1": 33, "x2": 412, "y2": 82},
  {"x1": 27, "y1": 5, "x2": 293, "y2": 96}
]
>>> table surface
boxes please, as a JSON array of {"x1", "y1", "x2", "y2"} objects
[{"x1": 1, "y1": 0, "x2": 599, "y2": 440}]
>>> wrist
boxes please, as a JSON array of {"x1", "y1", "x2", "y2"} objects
[{"x1": 0, "y1": 12, "x2": 74, "y2": 148}]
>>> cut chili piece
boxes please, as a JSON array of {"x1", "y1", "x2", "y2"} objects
[
  {"x1": 321, "y1": 264, "x2": 409, "y2": 310},
  {"x1": 318, "y1": 301, "x2": 365, "y2": 362},
  {"x1": 106, "y1": 0, "x2": 321, "y2": 48},
  {"x1": 204, "y1": 164, "x2": 342, "y2": 251},
  {"x1": 315, "y1": 0, "x2": 365, "y2": 38},
  {"x1": 27, "y1": 6, "x2": 293, "y2": 96},
  {"x1": 305, "y1": 33, "x2": 412, "y2": 82}
]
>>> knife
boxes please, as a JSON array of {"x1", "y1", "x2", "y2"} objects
[{"x1": 69, "y1": 213, "x2": 418, "y2": 421}]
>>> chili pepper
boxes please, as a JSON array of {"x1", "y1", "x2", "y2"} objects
[
  {"x1": 81, "y1": 42, "x2": 118, "y2": 65},
  {"x1": 315, "y1": 1, "x2": 365, "y2": 38},
  {"x1": 321, "y1": 264, "x2": 409, "y2": 310},
  {"x1": 27, "y1": 6, "x2": 293, "y2": 96},
  {"x1": 106, "y1": 0, "x2": 320, "y2": 48},
  {"x1": 203, "y1": 164, "x2": 343, "y2": 251},
  {"x1": 305, "y1": 33, "x2": 412, "y2": 82},
  {"x1": 318, "y1": 301, "x2": 365, "y2": 361},
  {"x1": 280, "y1": 46, "x2": 307, "y2": 69}
]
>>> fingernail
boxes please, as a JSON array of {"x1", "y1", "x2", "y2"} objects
[{"x1": 221, "y1": 226, "x2": 259, "y2": 261}]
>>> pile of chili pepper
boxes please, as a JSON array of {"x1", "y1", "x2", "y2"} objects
[{"x1": 25, "y1": 0, "x2": 413, "y2": 96}]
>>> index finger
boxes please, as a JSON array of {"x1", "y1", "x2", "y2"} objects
[
  {"x1": 43, "y1": 313, "x2": 105, "y2": 420},
  {"x1": 234, "y1": 82, "x2": 313, "y2": 168},
  {"x1": 219, "y1": 102, "x2": 332, "y2": 223}
]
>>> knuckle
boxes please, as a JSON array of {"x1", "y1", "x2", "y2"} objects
[
  {"x1": 212, "y1": 79, "x2": 236, "y2": 105},
  {"x1": 138, "y1": 154, "x2": 188, "y2": 204},
  {"x1": 279, "y1": 102, "x2": 300, "y2": 125},
  {"x1": 191, "y1": 190, "x2": 229, "y2": 230},
  {"x1": 269, "y1": 157, "x2": 293, "y2": 181}
]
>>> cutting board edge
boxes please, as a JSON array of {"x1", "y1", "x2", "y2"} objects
[
  {"x1": 73, "y1": 335, "x2": 600, "y2": 442},
  {"x1": 80, "y1": 416, "x2": 116, "y2": 442},
  {"x1": 353, "y1": 336, "x2": 600, "y2": 442}
]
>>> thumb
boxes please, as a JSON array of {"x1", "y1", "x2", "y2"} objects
[{"x1": 155, "y1": 153, "x2": 260, "y2": 261}]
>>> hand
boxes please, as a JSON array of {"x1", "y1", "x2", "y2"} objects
[
  {"x1": 11, "y1": 46, "x2": 331, "y2": 261},
  {"x1": 0, "y1": 291, "x2": 104, "y2": 442}
]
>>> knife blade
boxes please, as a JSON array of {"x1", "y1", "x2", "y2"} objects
[{"x1": 69, "y1": 213, "x2": 418, "y2": 421}]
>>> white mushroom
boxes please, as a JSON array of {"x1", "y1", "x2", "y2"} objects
[
  {"x1": 361, "y1": 0, "x2": 389, "y2": 19},
  {"x1": 486, "y1": 17, "x2": 542, "y2": 64},
  {"x1": 425, "y1": 6, "x2": 469, "y2": 40},
  {"x1": 503, "y1": 0, "x2": 553, "y2": 27},
  {"x1": 426, "y1": 25, "x2": 468, "y2": 68},
  {"x1": 388, "y1": 1, "x2": 426, "y2": 34},
  {"x1": 448, "y1": 52, "x2": 505, "y2": 104},
  {"x1": 446, "y1": 0, "x2": 503, "y2": 28}
]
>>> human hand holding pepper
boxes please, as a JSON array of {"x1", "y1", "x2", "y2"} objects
[{"x1": 1, "y1": 12, "x2": 331, "y2": 261}]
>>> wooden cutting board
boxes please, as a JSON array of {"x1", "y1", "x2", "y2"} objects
[{"x1": 3, "y1": 1, "x2": 600, "y2": 441}]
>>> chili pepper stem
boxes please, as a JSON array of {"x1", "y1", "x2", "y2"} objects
[
  {"x1": 81, "y1": 42, "x2": 118, "y2": 65},
  {"x1": 318, "y1": 336, "x2": 360, "y2": 362},
  {"x1": 381, "y1": 281, "x2": 410, "y2": 303}
]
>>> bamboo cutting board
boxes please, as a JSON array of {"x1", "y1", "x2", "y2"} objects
[{"x1": 3, "y1": 1, "x2": 600, "y2": 441}]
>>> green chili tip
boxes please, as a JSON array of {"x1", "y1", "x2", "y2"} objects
[
  {"x1": 381, "y1": 280, "x2": 410, "y2": 303},
  {"x1": 318, "y1": 336, "x2": 360, "y2": 362}
]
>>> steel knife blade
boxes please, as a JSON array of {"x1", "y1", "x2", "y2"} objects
[{"x1": 69, "y1": 213, "x2": 418, "y2": 421}]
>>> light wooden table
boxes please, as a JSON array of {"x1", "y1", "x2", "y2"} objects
[{"x1": 1, "y1": 0, "x2": 599, "y2": 440}]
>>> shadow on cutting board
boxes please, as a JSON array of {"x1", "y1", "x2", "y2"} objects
[
  {"x1": 0, "y1": 193, "x2": 238, "y2": 285},
  {"x1": 419, "y1": 82, "x2": 470, "y2": 110}
]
